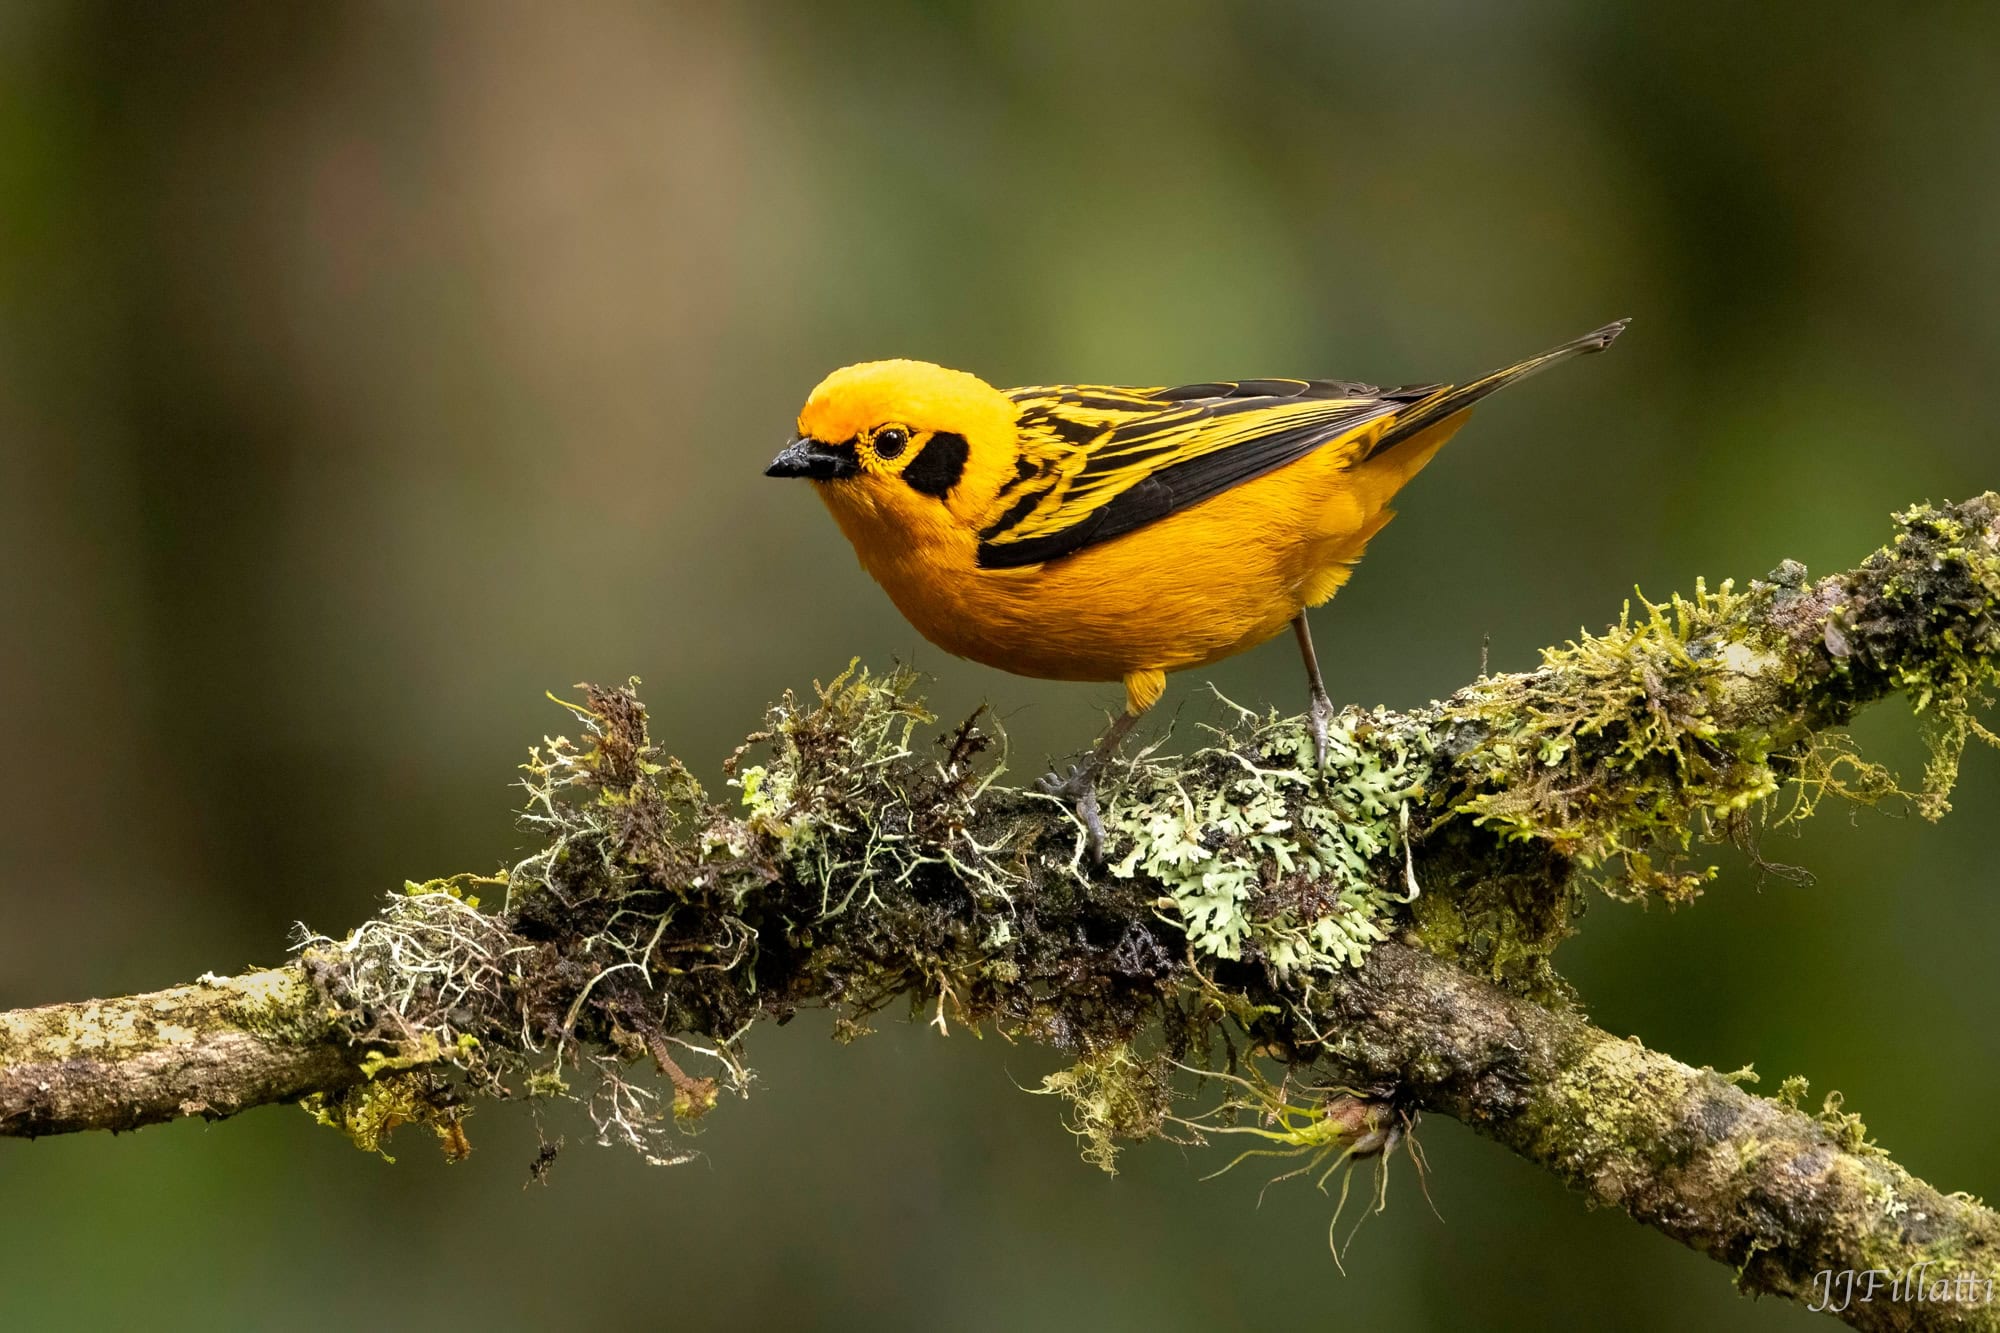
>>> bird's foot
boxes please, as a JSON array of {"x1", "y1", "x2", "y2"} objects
[
  {"x1": 1308, "y1": 688, "x2": 1335, "y2": 771},
  {"x1": 1038, "y1": 763, "x2": 1107, "y2": 862}
]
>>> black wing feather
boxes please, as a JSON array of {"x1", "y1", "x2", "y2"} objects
[
  {"x1": 975, "y1": 413, "x2": 1368, "y2": 569},
  {"x1": 976, "y1": 322, "x2": 1626, "y2": 571}
]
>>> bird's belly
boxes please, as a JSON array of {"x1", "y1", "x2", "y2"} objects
[
  {"x1": 867, "y1": 468, "x2": 1380, "y2": 684},
  {"x1": 893, "y1": 572, "x2": 1295, "y2": 684}
]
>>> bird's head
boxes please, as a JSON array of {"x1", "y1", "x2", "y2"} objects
[{"x1": 768, "y1": 359, "x2": 1021, "y2": 545}]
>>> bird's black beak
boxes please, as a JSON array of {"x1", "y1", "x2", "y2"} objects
[{"x1": 766, "y1": 435, "x2": 859, "y2": 480}]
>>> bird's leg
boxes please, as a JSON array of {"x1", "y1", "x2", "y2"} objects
[
  {"x1": 1293, "y1": 613, "x2": 1334, "y2": 769},
  {"x1": 1038, "y1": 708, "x2": 1141, "y2": 862},
  {"x1": 1040, "y1": 669, "x2": 1162, "y2": 862}
]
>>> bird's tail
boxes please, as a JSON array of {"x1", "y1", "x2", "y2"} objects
[{"x1": 1363, "y1": 319, "x2": 1629, "y2": 462}]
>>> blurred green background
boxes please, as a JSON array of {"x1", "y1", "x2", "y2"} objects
[{"x1": 2, "y1": 2, "x2": 1995, "y2": 1329}]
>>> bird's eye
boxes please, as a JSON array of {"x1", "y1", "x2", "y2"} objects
[{"x1": 872, "y1": 426, "x2": 910, "y2": 460}]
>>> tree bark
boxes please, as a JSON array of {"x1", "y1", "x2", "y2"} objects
[{"x1": 0, "y1": 967, "x2": 361, "y2": 1136}]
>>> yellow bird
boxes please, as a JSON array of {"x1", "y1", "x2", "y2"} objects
[{"x1": 768, "y1": 322, "x2": 1627, "y2": 849}]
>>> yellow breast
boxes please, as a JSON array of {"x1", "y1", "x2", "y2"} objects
[{"x1": 820, "y1": 411, "x2": 1467, "y2": 686}]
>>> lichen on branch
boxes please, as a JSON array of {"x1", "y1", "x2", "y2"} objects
[
  {"x1": 282, "y1": 497, "x2": 1996, "y2": 1181},
  {"x1": 4, "y1": 494, "x2": 1998, "y2": 1331},
  {"x1": 0, "y1": 968, "x2": 360, "y2": 1137}
]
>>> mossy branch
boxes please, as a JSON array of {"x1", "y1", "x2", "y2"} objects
[
  {"x1": 4, "y1": 495, "x2": 1998, "y2": 1330},
  {"x1": 0, "y1": 968, "x2": 361, "y2": 1136}
]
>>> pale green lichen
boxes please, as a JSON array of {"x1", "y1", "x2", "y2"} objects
[
  {"x1": 298, "y1": 889, "x2": 517, "y2": 1058},
  {"x1": 1105, "y1": 697, "x2": 1427, "y2": 976}
]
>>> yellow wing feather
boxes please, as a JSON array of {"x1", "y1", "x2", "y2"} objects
[
  {"x1": 975, "y1": 384, "x2": 1409, "y2": 567},
  {"x1": 976, "y1": 321, "x2": 1627, "y2": 570}
]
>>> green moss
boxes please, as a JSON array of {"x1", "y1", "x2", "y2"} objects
[
  {"x1": 1815, "y1": 1088, "x2": 1884, "y2": 1158},
  {"x1": 222, "y1": 967, "x2": 346, "y2": 1047},
  {"x1": 1442, "y1": 579, "x2": 1782, "y2": 901},
  {"x1": 1403, "y1": 875, "x2": 1577, "y2": 993},
  {"x1": 1035, "y1": 1042, "x2": 1176, "y2": 1175},
  {"x1": 302, "y1": 1070, "x2": 470, "y2": 1163},
  {"x1": 1769, "y1": 1075, "x2": 1883, "y2": 1157},
  {"x1": 1809, "y1": 499, "x2": 2000, "y2": 816},
  {"x1": 1437, "y1": 505, "x2": 2000, "y2": 904},
  {"x1": 1535, "y1": 1047, "x2": 1739, "y2": 1192}
]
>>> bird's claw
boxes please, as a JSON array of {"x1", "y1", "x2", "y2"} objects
[
  {"x1": 1039, "y1": 763, "x2": 1107, "y2": 862},
  {"x1": 1308, "y1": 689, "x2": 1335, "y2": 771},
  {"x1": 1035, "y1": 764, "x2": 1080, "y2": 797}
]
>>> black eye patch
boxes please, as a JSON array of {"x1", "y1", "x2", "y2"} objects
[{"x1": 901, "y1": 430, "x2": 969, "y2": 497}]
